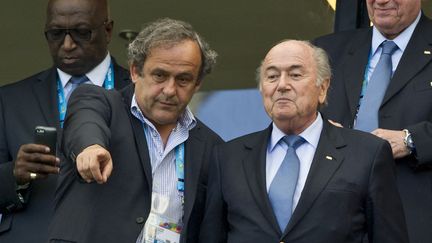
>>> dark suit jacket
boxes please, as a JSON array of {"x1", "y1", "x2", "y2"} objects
[
  {"x1": 199, "y1": 121, "x2": 409, "y2": 243},
  {"x1": 314, "y1": 14, "x2": 432, "y2": 243},
  {"x1": 48, "y1": 84, "x2": 223, "y2": 243},
  {"x1": 0, "y1": 60, "x2": 130, "y2": 243}
]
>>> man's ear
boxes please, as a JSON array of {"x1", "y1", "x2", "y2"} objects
[
  {"x1": 105, "y1": 20, "x2": 114, "y2": 44},
  {"x1": 194, "y1": 79, "x2": 203, "y2": 92},
  {"x1": 129, "y1": 65, "x2": 140, "y2": 84},
  {"x1": 318, "y1": 78, "x2": 330, "y2": 105}
]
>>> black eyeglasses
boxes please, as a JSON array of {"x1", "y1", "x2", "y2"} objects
[{"x1": 44, "y1": 21, "x2": 108, "y2": 42}]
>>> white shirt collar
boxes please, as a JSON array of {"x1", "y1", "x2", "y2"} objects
[
  {"x1": 269, "y1": 113, "x2": 323, "y2": 152},
  {"x1": 371, "y1": 11, "x2": 421, "y2": 55},
  {"x1": 56, "y1": 53, "x2": 111, "y2": 88}
]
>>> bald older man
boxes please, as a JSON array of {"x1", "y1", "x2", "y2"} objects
[{"x1": 199, "y1": 40, "x2": 408, "y2": 243}]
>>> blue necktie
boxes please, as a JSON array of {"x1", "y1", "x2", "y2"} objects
[
  {"x1": 66, "y1": 75, "x2": 89, "y2": 102},
  {"x1": 269, "y1": 135, "x2": 305, "y2": 231},
  {"x1": 355, "y1": 40, "x2": 398, "y2": 132}
]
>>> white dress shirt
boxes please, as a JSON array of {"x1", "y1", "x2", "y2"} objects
[
  {"x1": 56, "y1": 53, "x2": 111, "y2": 100},
  {"x1": 366, "y1": 11, "x2": 421, "y2": 80},
  {"x1": 131, "y1": 95, "x2": 196, "y2": 225}
]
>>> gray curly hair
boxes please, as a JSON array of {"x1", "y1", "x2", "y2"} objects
[{"x1": 128, "y1": 18, "x2": 217, "y2": 81}]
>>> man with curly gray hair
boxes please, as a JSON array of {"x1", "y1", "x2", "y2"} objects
[
  {"x1": 128, "y1": 18, "x2": 217, "y2": 82},
  {"x1": 48, "y1": 18, "x2": 223, "y2": 243}
]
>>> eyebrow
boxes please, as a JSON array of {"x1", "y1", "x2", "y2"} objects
[
  {"x1": 151, "y1": 68, "x2": 196, "y2": 78},
  {"x1": 151, "y1": 68, "x2": 169, "y2": 73},
  {"x1": 264, "y1": 64, "x2": 304, "y2": 72},
  {"x1": 264, "y1": 66, "x2": 279, "y2": 72}
]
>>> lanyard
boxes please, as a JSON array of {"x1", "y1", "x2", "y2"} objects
[
  {"x1": 57, "y1": 62, "x2": 115, "y2": 127},
  {"x1": 139, "y1": 121, "x2": 186, "y2": 203},
  {"x1": 357, "y1": 51, "x2": 373, "y2": 111},
  {"x1": 175, "y1": 143, "x2": 185, "y2": 193}
]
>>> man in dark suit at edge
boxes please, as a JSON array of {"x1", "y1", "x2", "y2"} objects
[
  {"x1": 199, "y1": 40, "x2": 408, "y2": 243},
  {"x1": 48, "y1": 18, "x2": 223, "y2": 243},
  {"x1": 314, "y1": 1, "x2": 432, "y2": 242},
  {"x1": 0, "y1": 0, "x2": 130, "y2": 242}
]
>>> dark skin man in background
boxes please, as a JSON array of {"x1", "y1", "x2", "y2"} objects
[{"x1": 0, "y1": 0, "x2": 130, "y2": 242}]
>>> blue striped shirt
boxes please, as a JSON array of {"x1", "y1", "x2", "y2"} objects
[{"x1": 130, "y1": 94, "x2": 196, "y2": 225}]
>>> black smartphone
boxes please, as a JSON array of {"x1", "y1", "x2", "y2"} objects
[{"x1": 34, "y1": 126, "x2": 57, "y2": 155}]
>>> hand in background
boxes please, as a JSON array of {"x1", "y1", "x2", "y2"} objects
[
  {"x1": 13, "y1": 144, "x2": 60, "y2": 185},
  {"x1": 372, "y1": 128, "x2": 410, "y2": 159}
]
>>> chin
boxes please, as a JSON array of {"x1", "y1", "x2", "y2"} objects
[
  {"x1": 58, "y1": 65, "x2": 86, "y2": 76},
  {"x1": 272, "y1": 112, "x2": 296, "y2": 121},
  {"x1": 374, "y1": 17, "x2": 399, "y2": 27},
  {"x1": 154, "y1": 115, "x2": 179, "y2": 126}
]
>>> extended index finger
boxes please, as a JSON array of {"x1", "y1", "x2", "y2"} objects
[{"x1": 89, "y1": 155, "x2": 104, "y2": 184}]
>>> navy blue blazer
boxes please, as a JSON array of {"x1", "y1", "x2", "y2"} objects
[
  {"x1": 314, "y1": 14, "x2": 432, "y2": 243},
  {"x1": 48, "y1": 84, "x2": 223, "y2": 243},
  {"x1": 200, "y1": 122, "x2": 408, "y2": 243}
]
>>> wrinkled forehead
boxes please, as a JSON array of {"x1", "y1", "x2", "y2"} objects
[
  {"x1": 46, "y1": 0, "x2": 105, "y2": 26},
  {"x1": 262, "y1": 41, "x2": 314, "y2": 71}
]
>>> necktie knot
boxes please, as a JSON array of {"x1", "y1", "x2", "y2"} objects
[
  {"x1": 381, "y1": 40, "x2": 398, "y2": 56},
  {"x1": 282, "y1": 135, "x2": 305, "y2": 150},
  {"x1": 66, "y1": 75, "x2": 89, "y2": 103},
  {"x1": 70, "y1": 75, "x2": 89, "y2": 85}
]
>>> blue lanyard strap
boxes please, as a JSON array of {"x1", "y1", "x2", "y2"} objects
[
  {"x1": 139, "y1": 123, "x2": 186, "y2": 194},
  {"x1": 57, "y1": 79, "x2": 67, "y2": 128},
  {"x1": 104, "y1": 62, "x2": 115, "y2": 90},
  {"x1": 175, "y1": 143, "x2": 185, "y2": 193},
  {"x1": 356, "y1": 51, "x2": 373, "y2": 119},
  {"x1": 57, "y1": 62, "x2": 115, "y2": 127}
]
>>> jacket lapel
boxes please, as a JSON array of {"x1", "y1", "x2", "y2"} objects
[
  {"x1": 32, "y1": 68, "x2": 61, "y2": 131},
  {"x1": 282, "y1": 121, "x2": 345, "y2": 237},
  {"x1": 182, "y1": 125, "x2": 205, "y2": 226},
  {"x1": 33, "y1": 67, "x2": 63, "y2": 147},
  {"x1": 242, "y1": 125, "x2": 281, "y2": 235},
  {"x1": 382, "y1": 15, "x2": 432, "y2": 105},
  {"x1": 32, "y1": 59, "x2": 129, "y2": 129},
  {"x1": 122, "y1": 85, "x2": 153, "y2": 192},
  {"x1": 340, "y1": 29, "x2": 372, "y2": 122},
  {"x1": 112, "y1": 57, "x2": 131, "y2": 90}
]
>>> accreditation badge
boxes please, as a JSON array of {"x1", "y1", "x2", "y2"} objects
[{"x1": 143, "y1": 193, "x2": 181, "y2": 243}]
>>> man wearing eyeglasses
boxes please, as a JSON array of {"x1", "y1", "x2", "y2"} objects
[{"x1": 0, "y1": 0, "x2": 130, "y2": 242}]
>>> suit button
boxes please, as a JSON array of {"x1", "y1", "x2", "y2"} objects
[{"x1": 136, "y1": 217, "x2": 145, "y2": 224}]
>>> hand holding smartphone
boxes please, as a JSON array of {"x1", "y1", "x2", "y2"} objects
[{"x1": 34, "y1": 126, "x2": 57, "y2": 155}]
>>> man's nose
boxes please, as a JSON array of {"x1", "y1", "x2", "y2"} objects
[
  {"x1": 277, "y1": 73, "x2": 291, "y2": 91},
  {"x1": 162, "y1": 78, "x2": 177, "y2": 97},
  {"x1": 62, "y1": 33, "x2": 77, "y2": 51}
]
